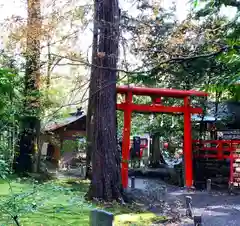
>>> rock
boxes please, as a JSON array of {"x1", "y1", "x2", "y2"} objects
[{"x1": 90, "y1": 209, "x2": 113, "y2": 226}]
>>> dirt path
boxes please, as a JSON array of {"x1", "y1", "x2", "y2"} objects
[
  {"x1": 54, "y1": 170, "x2": 240, "y2": 225},
  {"x1": 128, "y1": 178, "x2": 240, "y2": 226}
]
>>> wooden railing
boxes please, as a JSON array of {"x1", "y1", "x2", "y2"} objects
[
  {"x1": 193, "y1": 139, "x2": 240, "y2": 185},
  {"x1": 192, "y1": 139, "x2": 240, "y2": 160}
]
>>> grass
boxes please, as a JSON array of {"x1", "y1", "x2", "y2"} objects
[{"x1": 0, "y1": 177, "x2": 166, "y2": 226}]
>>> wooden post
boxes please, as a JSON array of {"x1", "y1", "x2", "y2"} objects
[
  {"x1": 217, "y1": 140, "x2": 223, "y2": 160},
  {"x1": 206, "y1": 179, "x2": 211, "y2": 192},
  {"x1": 53, "y1": 146, "x2": 61, "y2": 168},
  {"x1": 131, "y1": 176, "x2": 135, "y2": 189},
  {"x1": 184, "y1": 97, "x2": 193, "y2": 188},
  {"x1": 121, "y1": 91, "x2": 132, "y2": 189},
  {"x1": 185, "y1": 196, "x2": 193, "y2": 218}
]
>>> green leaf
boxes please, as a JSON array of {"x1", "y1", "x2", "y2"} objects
[{"x1": 194, "y1": 0, "x2": 199, "y2": 8}]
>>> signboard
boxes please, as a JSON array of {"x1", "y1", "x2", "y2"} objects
[
  {"x1": 221, "y1": 130, "x2": 240, "y2": 140},
  {"x1": 41, "y1": 142, "x2": 48, "y2": 155}
]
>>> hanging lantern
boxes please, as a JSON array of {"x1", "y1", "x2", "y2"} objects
[{"x1": 163, "y1": 142, "x2": 169, "y2": 149}]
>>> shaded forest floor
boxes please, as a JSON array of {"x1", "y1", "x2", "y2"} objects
[{"x1": 0, "y1": 177, "x2": 166, "y2": 226}]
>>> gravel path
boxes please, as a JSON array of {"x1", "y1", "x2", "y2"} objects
[
  {"x1": 168, "y1": 189, "x2": 240, "y2": 226},
  {"x1": 128, "y1": 178, "x2": 240, "y2": 226}
]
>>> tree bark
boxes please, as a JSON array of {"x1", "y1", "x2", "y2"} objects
[
  {"x1": 14, "y1": 0, "x2": 41, "y2": 174},
  {"x1": 150, "y1": 134, "x2": 166, "y2": 167},
  {"x1": 87, "y1": 0, "x2": 122, "y2": 201},
  {"x1": 85, "y1": 0, "x2": 99, "y2": 179}
]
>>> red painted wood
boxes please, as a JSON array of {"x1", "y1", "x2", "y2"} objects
[
  {"x1": 117, "y1": 85, "x2": 208, "y2": 97},
  {"x1": 193, "y1": 140, "x2": 240, "y2": 144},
  {"x1": 193, "y1": 140, "x2": 240, "y2": 159},
  {"x1": 117, "y1": 103, "x2": 203, "y2": 114},
  {"x1": 184, "y1": 97, "x2": 193, "y2": 188},
  {"x1": 194, "y1": 154, "x2": 232, "y2": 159},
  {"x1": 121, "y1": 91, "x2": 132, "y2": 189},
  {"x1": 130, "y1": 138, "x2": 148, "y2": 149},
  {"x1": 230, "y1": 149, "x2": 234, "y2": 185},
  {"x1": 117, "y1": 86, "x2": 207, "y2": 189},
  {"x1": 193, "y1": 139, "x2": 240, "y2": 185}
]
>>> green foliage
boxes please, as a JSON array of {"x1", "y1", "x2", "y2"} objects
[
  {"x1": 41, "y1": 87, "x2": 70, "y2": 120},
  {"x1": 0, "y1": 178, "x2": 91, "y2": 225},
  {"x1": 0, "y1": 67, "x2": 22, "y2": 177},
  {"x1": 191, "y1": 0, "x2": 240, "y2": 96},
  {"x1": 117, "y1": 108, "x2": 150, "y2": 137},
  {"x1": 62, "y1": 140, "x2": 78, "y2": 154},
  {"x1": 119, "y1": 1, "x2": 239, "y2": 145},
  {"x1": 0, "y1": 157, "x2": 9, "y2": 181},
  {"x1": 0, "y1": 178, "x2": 162, "y2": 225},
  {"x1": 0, "y1": 68, "x2": 22, "y2": 119}
]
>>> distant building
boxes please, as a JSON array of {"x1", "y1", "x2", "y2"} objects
[
  {"x1": 40, "y1": 108, "x2": 86, "y2": 168},
  {"x1": 192, "y1": 101, "x2": 240, "y2": 140}
]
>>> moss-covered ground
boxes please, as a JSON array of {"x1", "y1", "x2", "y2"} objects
[{"x1": 0, "y1": 178, "x2": 166, "y2": 226}]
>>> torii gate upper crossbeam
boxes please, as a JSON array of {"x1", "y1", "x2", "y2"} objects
[{"x1": 116, "y1": 85, "x2": 208, "y2": 189}]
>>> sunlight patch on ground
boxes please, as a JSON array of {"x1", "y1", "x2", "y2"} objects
[
  {"x1": 0, "y1": 178, "x2": 165, "y2": 226},
  {"x1": 115, "y1": 212, "x2": 166, "y2": 226}
]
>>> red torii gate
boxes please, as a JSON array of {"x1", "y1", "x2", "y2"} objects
[{"x1": 116, "y1": 86, "x2": 208, "y2": 189}]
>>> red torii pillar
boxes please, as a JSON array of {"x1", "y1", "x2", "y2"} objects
[
  {"x1": 117, "y1": 86, "x2": 208, "y2": 189},
  {"x1": 121, "y1": 91, "x2": 132, "y2": 188},
  {"x1": 183, "y1": 96, "x2": 192, "y2": 187}
]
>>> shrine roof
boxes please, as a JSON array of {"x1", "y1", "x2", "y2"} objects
[
  {"x1": 192, "y1": 101, "x2": 240, "y2": 126},
  {"x1": 43, "y1": 114, "x2": 86, "y2": 132},
  {"x1": 42, "y1": 109, "x2": 86, "y2": 132},
  {"x1": 192, "y1": 115, "x2": 219, "y2": 122}
]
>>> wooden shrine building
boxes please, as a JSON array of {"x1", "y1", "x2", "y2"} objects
[{"x1": 40, "y1": 109, "x2": 86, "y2": 167}]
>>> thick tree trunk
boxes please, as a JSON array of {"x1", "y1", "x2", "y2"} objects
[
  {"x1": 87, "y1": 0, "x2": 122, "y2": 201},
  {"x1": 85, "y1": 99, "x2": 94, "y2": 179},
  {"x1": 85, "y1": 110, "x2": 93, "y2": 179},
  {"x1": 150, "y1": 134, "x2": 166, "y2": 167},
  {"x1": 14, "y1": 0, "x2": 41, "y2": 174},
  {"x1": 85, "y1": 0, "x2": 99, "y2": 180}
]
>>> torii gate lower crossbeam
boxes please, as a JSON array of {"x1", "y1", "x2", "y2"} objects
[{"x1": 116, "y1": 86, "x2": 208, "y2": 189}]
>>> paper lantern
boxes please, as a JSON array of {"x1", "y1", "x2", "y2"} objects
[{"x1": 163, "y1": 142, "x2": 169, "y2": 149}]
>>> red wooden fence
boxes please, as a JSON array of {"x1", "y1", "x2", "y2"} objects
[
  {"x1": 193, "y1": 140, "x2": 240, "y2": 159},
  {"x1": 193, "y1": 139, "x2": 240, "y2": 185}
]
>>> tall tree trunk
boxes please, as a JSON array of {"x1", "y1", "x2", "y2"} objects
[
  {"x1": 14, "y1": 0, "x2": 41, "y2": 174},
  {"x1": 85, "y1": 102, "x2": 94, "y2": 179},
  {"x1": 150, "y1": 134, "x2": 166, "y2": 167},
  {"x1": 85, "y1": 0, "x2": 99, "y2": 179},
  {"x1": 87, "y1": 0, "x2": 122, "y2": 201}
]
